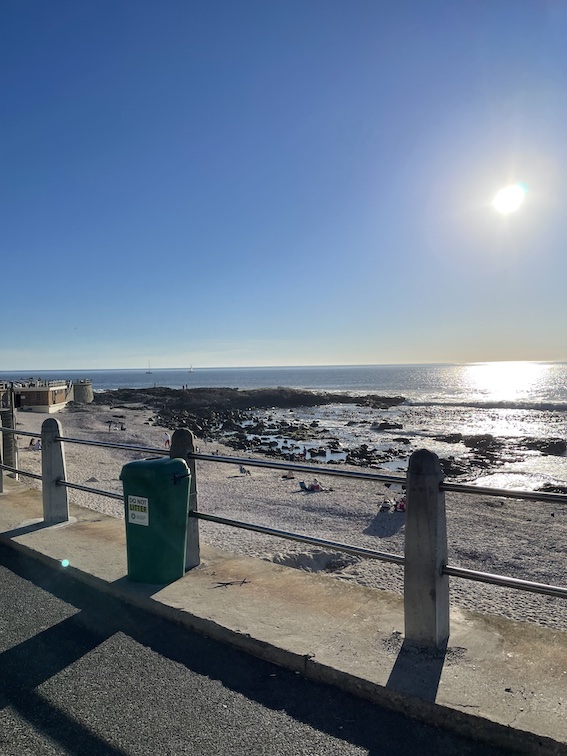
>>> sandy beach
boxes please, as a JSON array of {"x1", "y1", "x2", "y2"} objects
[{"x1": 11, "y1": 402, "x2": 567, "y2": 631}]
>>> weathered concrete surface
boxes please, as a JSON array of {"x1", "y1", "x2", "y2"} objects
[{"x1": 1, "y1": 476, "x2": 566, "y2": 754}]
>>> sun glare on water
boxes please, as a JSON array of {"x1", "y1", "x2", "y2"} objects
[
  {"x1": 463, "y1": 361, "x2": 547, "y2": 402},
  {"x1": 492, "y1": 183, "x2": 526, "y2": 215}
]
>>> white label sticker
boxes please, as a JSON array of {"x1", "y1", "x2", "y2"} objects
[{"x1": 128, "y1": 495, "x2": 149, "y2": 526}]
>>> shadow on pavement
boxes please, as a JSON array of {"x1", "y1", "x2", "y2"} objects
[
  {"x1": 0, "y1": 544, "x2": 510, "y2": 756},
  {"x1": 386, "y1": 638, "x2": 447, "y2": 702}
]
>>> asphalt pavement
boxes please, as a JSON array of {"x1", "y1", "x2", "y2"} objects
[{"x1": 0, "y1": 543, "x2": 518, "y2": 756}]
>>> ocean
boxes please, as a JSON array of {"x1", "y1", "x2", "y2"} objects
[{"x1": 3, "y1": 363, "x2": 567, "y2": 490}]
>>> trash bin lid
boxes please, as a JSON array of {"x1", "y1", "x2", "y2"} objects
[{"x1": 120, "y1": 456, "x2": 189, "y2": 483}]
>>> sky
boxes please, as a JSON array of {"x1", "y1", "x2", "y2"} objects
[{"x1": 2, "y1": 0, "x2": 567, "y2": 370}]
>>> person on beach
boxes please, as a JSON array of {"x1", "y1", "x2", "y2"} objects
[
  {"x1": 164, "y1": 432, "x2": 171, "y2": 448},
  {"x1": 29, "y1": 438, "x2": 35, "y2": 448}
]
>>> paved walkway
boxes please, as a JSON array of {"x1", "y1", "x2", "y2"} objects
[
  {"x1": 0, "y1": 476, "x2": 566, "y2": 754},
  {"x1": 0, "y1": 545, "x2": 514, "y2": 755}
]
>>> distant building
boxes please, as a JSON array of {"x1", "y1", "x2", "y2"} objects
[{"x1": 0, "y1": 378, "x2": 93, "y2": 413}]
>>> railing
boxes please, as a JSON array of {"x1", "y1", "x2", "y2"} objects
[{"x1": 1, "y1": 418, "x2": 566, "y2": 650}]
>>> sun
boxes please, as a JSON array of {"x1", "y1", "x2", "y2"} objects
[{"x1": 492, "y1": 183, "x2": 526, "y2": 215}]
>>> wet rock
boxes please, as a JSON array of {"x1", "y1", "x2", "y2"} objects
[
  {"x1": 362, "y1": 396, "x2": 405, "y2": 409},
  {"x1": 537, "y1": 483, "x2": 567, "y2": 495},
  {"x1": 519, "y1": 438, "x2": 567, "y2": 456},
  {"x1": 434, "y1": 433, "x2": 463, "y2": 444},
  {"x1": 439, "y1": 457, "x2": 470, "y2": 477},
  {"x1": 346, "y1": 443, "x2": 381, "y2": 466},
  {"x1": 371, "y1": 421, "x2": 403, "y2": 431},
  {"x1": 463, "y1": 434, "x2": 502, "y2": 451},
  {"x1": 308, "y1": 447, "x2": 327, "y2": 457}
]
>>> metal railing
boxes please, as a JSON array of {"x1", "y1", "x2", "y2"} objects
[{"x1": 1, "y1": 419, "x2": 566, "y2": 648}]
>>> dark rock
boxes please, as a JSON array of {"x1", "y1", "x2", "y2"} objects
[
  {"x1": 434, "y1": 433, "x2": 463, "y2": 444},
  {"x1": 439, "y1": 457, "x2": 469, "y2": 477},
  {"x1": 519, "y1": 438, "x2": 567, "y2": 456},
  {"x1": 537, "y1": 483, "x2": 567, "y2": 495},
  {"x1": 463, "y1": 434, "x2": 501, "y2": 451},
  {"x1": 308, "y1": 447, "x2": 327, "y2": 457},
  {"x1": 372, "y1": 421, "x2": 403, "y2": 431}
]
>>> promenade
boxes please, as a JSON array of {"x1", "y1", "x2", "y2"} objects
[{"x1": 0, "y1": 475, "x2": 566, "y2": 754}]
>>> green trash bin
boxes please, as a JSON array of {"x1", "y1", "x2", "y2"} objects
[{"x1": 120, "y1": 457, "x2": 190, "y2": 584}]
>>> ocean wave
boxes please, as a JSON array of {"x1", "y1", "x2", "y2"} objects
[{"x1": 404, "y1": 399, "x2": 567, "y2": 413}]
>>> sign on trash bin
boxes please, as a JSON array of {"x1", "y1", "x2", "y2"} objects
[{"x1": 128, "y1": 495, "x2": 149, "y2": 526}]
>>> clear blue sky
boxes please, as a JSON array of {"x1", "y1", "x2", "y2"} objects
[{"x1": 3, "y1": 0, "x2": 567, "y2": 369}]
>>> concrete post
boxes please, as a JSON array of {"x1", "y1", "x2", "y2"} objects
[
  {"x1": 1, "y1": 407, "x2": 18, "y2": 480},
  {"x1": 170, "y1": 428, "x2": 200, "y2": 570},
  {"x1": 404, "y1": 449, "x2": 449, "y2": 649},
  {"x1": 41, "y1": 418, "x2": 69, "y2": 524}
]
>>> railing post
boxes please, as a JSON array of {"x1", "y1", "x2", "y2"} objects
[
  {"x1": 1, "y1": 407, "x2": 19, "y2": 480},
  {"x1": 170, "y1": 428, "x2": 200, "y2": 570},
  {"x1": 404, "y1": 449, "x2": 449, "y2": 649},
  {"x1": 41, "y1": 418, "x2": 69, "y2": 524}
]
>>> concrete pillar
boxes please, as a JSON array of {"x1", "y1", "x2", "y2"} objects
[
  {"x1": 1, "y1": 407, "x2": 18, "y2": 480},
  {"x1": 404, "y1": 449, "x2": 449, "y2": 649},
  {"x1": 170, "y1": 428, "x2": 200, "y2": 570},
  {"x1": 41, "y1": 418, "x2": 69, "y2": 524}
]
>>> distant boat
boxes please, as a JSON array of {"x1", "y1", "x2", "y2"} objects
[
  {"x1": 146, "y1": 361, "x2": 152, "y2": 374},
  {"x1": 188, "y1": 365, "x2": 193, "y2": 373}
]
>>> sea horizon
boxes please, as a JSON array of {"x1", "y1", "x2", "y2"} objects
[
  {"x1": 2, "y1": 359, "x2": 566, "y2": 371},
  {"x1": 3, "y1": 362, "x2": 567, "y2": 406}
]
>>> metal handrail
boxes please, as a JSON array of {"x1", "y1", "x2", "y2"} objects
[
  {"x1": 191, "y1": 511, "x2": 405, "y2": 565},
  {"x1": 0, "y1": 463, "x2": 42, "y2": 481},
  {"x1": 190, "y1": 451, "x2": 407, "y2": 485},
  {"x1": 1, "y1": 425, "x2": 566, "y2": 601},
  {"x1": 56, "y1": 435, "x2": 165, "y2": 456},
  {"x1": 441, "y1": 480, "x2": 567, "y2": 505},
  {"x1": 58, "y1": 479, "x2": 123, "y2": 501},
  {"x1": 443, "y1": 564, "x2": 567, "y2": 599},
  {"x1": 0, "y1": 428, "x2": 37, "y2": 439}
]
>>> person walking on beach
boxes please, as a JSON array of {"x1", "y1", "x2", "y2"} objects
[{"x1": 164, "y1": 432, "x2": 171, "y2": 448}]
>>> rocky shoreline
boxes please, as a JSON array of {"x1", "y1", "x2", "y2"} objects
[{"x1": 93, "y1": 387, "x2": 567, "y2": 492}]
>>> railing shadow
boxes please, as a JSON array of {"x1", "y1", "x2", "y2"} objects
[
  {"x1": 0, "y1": 622, "x2": 128, "y2": 756},
  {"x1": 1, "y1": 520, "x2": 54, "y2": 538},
  {"x1": 386, "y1": 638, "x2": 448, "y2": 702},
  {"x1": 0, "y1": 543, "x2": 495, "y2": 756}
]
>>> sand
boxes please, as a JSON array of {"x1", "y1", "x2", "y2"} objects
[{"x1": 11, "y1": 402, "x2": 567, "y2": 631}]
